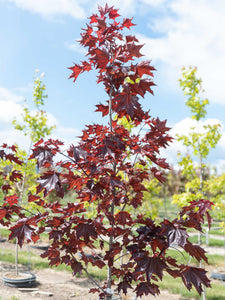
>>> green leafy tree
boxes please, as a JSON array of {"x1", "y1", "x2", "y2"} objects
[
  {"x1": 173, "y1": 65, "x2": 223, "y2": 300},
  {"x1": 13, "y1": 71, "x2": 55, "y2": 144},
  {"x1": 8, "y1": 71, "x2": 55, "y2": 204},
  {"x1": 207, "y1": 173, "x2": 225, "y2": 229},
  {"x1": 173, "y1": 66, "x2": 221, "y2": 207},
  {"x1": 0, "y1": 71, "x2": 55, "y2": 275}
]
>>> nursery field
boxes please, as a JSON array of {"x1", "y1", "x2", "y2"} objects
[
  {"x1": 0, "y1": 263, "x2": 184, "y2": 300},
  {"x1": 0, "y1": 234, "x2": 225, "y2": 300},
  {"x1": 0, "y1": 3, "x2": 225, "y2": 300}
]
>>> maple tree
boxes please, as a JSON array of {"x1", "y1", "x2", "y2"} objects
[{"x1": 0, "y1": 4, "x2": 214, "y2": 299}]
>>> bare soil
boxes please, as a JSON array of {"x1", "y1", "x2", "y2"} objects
[
  {"x1": 0, "y1": 241, "x2": 191, "y2": 300},
  {"x1": 0, "y1": 262, "x2": 193, "y2": 300}
]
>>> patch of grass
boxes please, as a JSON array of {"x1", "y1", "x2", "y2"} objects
[
  {"x1": 1, "y1": 245, "x2": 224, "y2": 299},
  {"x1": 0, "y1": 297, "x2": 20, "y2": 300},
  {"x1": 167, "y1": 248, "x2": 225, "y2": 268},
  {"x1": 158, "y1": 274, "x2": 225, "y2": 300},
  {"x1": 0, "y1": 248, "x2": 49, "y2": 269},
  {"x1": 206, "y1": 253, "x2": 225, "y2": 267},
  {"x1": 158, "y1": 248, "x2": 225, "y2": 299},
  {"x1": 0, "y1": 228, "x2": 10, "y2": 238},
  {"x1": 0, "y1": 246, "x2": 107, "y2": 281},
  {"x1": 208, "y1": 229, "x2": 225, "y2": 236},
  {"x1": 188, "y1": 235, "x2": 225, "y2": 247},
  {"x1": 167, "y1": 248, "x2": 199, "y2": 266}
]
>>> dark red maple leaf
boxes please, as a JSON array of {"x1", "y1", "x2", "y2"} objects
[
  {"x1": 136, "y1": 256, "x2": 167, "y2": 281},
  {"x1": 184, "y1": 241, "x2": 208, "y2": 263},
  {"x1": 0, "y1": 149, "x2": 5, "y2": 159},
  {"x1": 80, "y1": 31, "x2": 96, "y2": 49},
  {"x1": 75, "y1": 223, "x2": 97, "y2": 242},
  {"x1": 69, "y1": 61, "x2": 92, "y2": 82},
  {"x1": 126, "y1": 42, "x2": 144, "y2": 58},
  {"x1": 126, "y1": 35, "x2": 139, "y2": 43},
  {"x1": 122, "y1": 18, "x2": 136, "y2": 29},
  {"x1": 113, "y1": 92, "x2": 141, "y2": 119},
  {"x1": 28, "y1": 194, "x2": 40, "y2": 202},
  {"x1": 178, "y1": 199, "x2": 214, "y2": 231},
  {"x1": 31, "y1": 146, "x2": 54, "y2": 168},
  {"x1": 130, "y1": 78, "x2": 155, "y2": 97},
  {"x1": 190, "y1": 199, "x2": 214, "y2": 229},
  {"x1": 98, "y1": 3, "x2": 110, "y2": 16},
  {"x1": 1, "y1": 184, "x2": 11, "y2": 193},
  {"x1": 135, "y1": 60, "x2": 155, "y2": 77},
  {"x1": 95, "y1": 17, "x2": 107, "y2": 29},
  {"x1": 90, "y1": 48, "x2": 109, "y2": 69},
  {"x1": 0, "y1": 209, "x2": 6, "y2": 220},
  {"x1": 36, "y1": 171, "x2": 64, "y2": 198},
  {"x1": 9, "y1": 170, "x2": 23, "y2": 182},
  {"x1": 5, "y1": 154, "x2": 23, "y2": 165},
  {"x1": 68, "y1": 64, "x2": 83, "y2": 82},
  {"x1": 161, "y1": 220, "x2": 188, "y2": 247},
  {"x1": 135, "y1": 282, "x2": 160, "y2": 297},
  {"x1": 4, "y1": 194, "x2": 18, "y2": 206},
  {"x1": 118, "y1": 280, "x2": 133, "y2": 295},
  {"x1": 115, "y1": 211, "x2": 132, "y2": 226},
  {"x1": 69, "y1": 145, "x2": 87, "y2": 163},
  {"x1": 71, "y1": 259, "x2": 83, "y2": 276},
  {"x1": 9, "y1": 218, "x2": 35, "y2": 247},
  {"x1": 181, "y1": 266, "x2": 211, "y2": 295},
  {"x1": 97, "y1": 144, "x2": 114, "y2": 159},
  {"x1": 108, "y1": 7, "x2": 120, "y2": 20},
  {"x1": 151, "y1": 167, "x2": 166, "y2": 183},
  {"x1": 43, "y1": 248, "x2": 61, "y2": 266},
  {"x1": 95, "y1": 103, "x2": 109, "y2": 117}
]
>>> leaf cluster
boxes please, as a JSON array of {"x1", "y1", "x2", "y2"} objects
[
  {"x1": 12, "y1": 72, "x2": 55, "y2": 143},
  {"x1": 174, "y1": 66, "x2": 222, "y2": 209}
]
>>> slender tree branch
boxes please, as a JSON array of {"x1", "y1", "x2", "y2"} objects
[
  {"x1": 83, "y1": 267, "x2": 105, "y2": 293},
  {"x1": 71, "y1": 253, "x2": 105, "y2": 294}
]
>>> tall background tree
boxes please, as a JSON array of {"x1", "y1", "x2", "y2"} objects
[
  {"x1": 173, "y1": 66, "x2": 222, "y2": 210},
  {"x1": 0, "y1": 71, "x2": 55, "y2": 275}
]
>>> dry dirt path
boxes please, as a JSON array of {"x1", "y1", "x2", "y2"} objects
[{"x1": 0, "y1": 262, "x2": 191, "y2": 300}]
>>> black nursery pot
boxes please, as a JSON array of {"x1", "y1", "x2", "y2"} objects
[{"x1": 2, "y1": 272, "x2": 36, "y2": 287}]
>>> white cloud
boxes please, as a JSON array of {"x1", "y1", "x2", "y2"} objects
[
  {"x1": 170, "y1": 117, "x2": 223, "y2": 138},
  {"x1": 65, "y1": 41, "x2": 86, "y2": 55},
  {"x1": 218, "y1": 130, "x2": 225, "y2": 150},
  {"x1": 141, "y1": 0, "x2": 166, "y2": 6},
  {"x1": 0, "y1": 87, "x2": 23, "y2": 103},
  {"x1": 139, "y1": 0, "x2": 225, "y2": 105},
  {"x1": 161, "y1": 117, "x2": 225, "y2": 168},
  {"x1": 214, "y1": 159, "x2": 225, "y2": 174},
  {"x1": 96, "y1": 0, "x2": 136, "y2": 15},
  {"x1": 51, "y1": 126, "x2": 80, "y2": 146},
  {"x1": 0, "y1": 128, "x2": 29, "y2": 148},
  {"x1": 4, "y1": 0, "x2": 87, "y2": 19},
  {"x1": 0, "y1": 100, "x2": 23, "y2": 124},
  {"x1": 0, "y1": 88, "x2": 24, "y2": 124},
  {"x1": 0, "y1": 86, "x2": 80, "y2": 152}
]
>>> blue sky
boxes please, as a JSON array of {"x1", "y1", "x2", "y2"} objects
[{"x1": 0, "y1": 0, "x2": 225, "y2": 170}]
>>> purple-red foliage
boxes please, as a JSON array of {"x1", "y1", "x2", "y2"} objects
[{"x1": 0, "y1": 4, "x2": 213, "y2": 299}]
